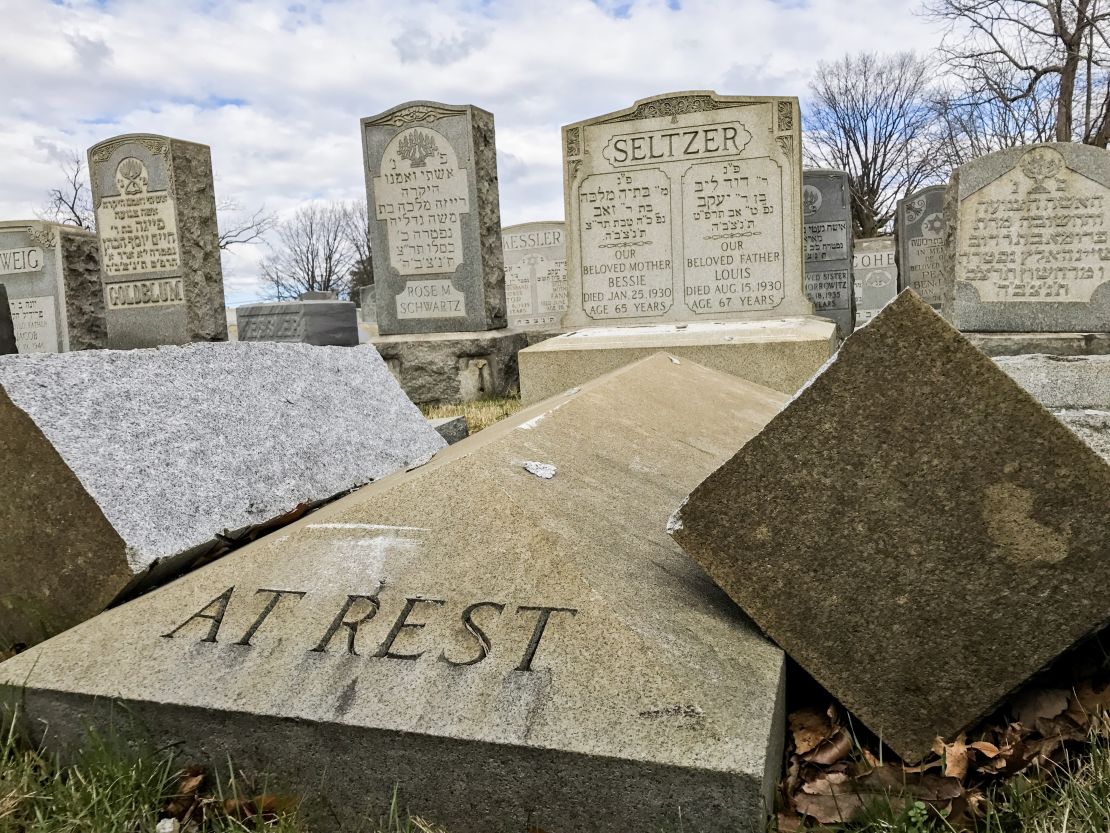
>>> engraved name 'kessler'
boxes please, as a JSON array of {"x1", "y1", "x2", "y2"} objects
[
  {"x1": 162, "y1": 585, "x2": 578, "y2": 672},
  {"x1": 602, "y1": 122, "x2": 753, "y2": 167}
]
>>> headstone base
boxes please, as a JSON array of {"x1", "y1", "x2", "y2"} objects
[
  {"x1": 518, "y1": 318, "x2": 837, "y2": 405},
  {"x1": 968, "y1": 332, "x2": 1110, "y2": 357},
  {"x1": 371, "y1": 329, "x2": 529, "y2": 405}
]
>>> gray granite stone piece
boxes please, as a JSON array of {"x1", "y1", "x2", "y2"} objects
[
  {"x1": 853, "y1": 237, "x2": 898, "y2": 327},
  {"x1": 803, "y1": 170, "x2": 855, "y2": 336},
  {"x1": 995, "y1": 354, "x2": 1110, "y2": 409},
  {"x1": 896, "y1": 185, "x2": 947, "y2": 311},
  {"x1": 0, "y1": 221, "x2": 107, "y2": 352},
  {"x1": 430, "y1": 415, "x2": 469, "y2": 444},
  {"x1": 372, "y1": 329, "x2": 529, "y2": 404},
  {"x1": 88, "y1": 134, "x2": 228, "y2": 348},
  {"x1": 298, "y1": 290, "x2": 338, "y2": 301},
  {"x1": 968, "y1": 332, "x2": 1110, "y2": 356},
  {"x1": 671, "y1": 291, "x2": 1110, "y2": 763},
  {"x1": 0, "y1": 342, "x2": 444, "y2": 648},
  {"x1": 0, "y1": 353, "x2": 789, "y2": 833},
  {"x1": 501, "y1": 221, "x2": 568, "y2": 330},
  {"x1": 562, "y1": 92, "x2": 813, "y2": 327},
  {"x1": 236, "y1": 300, "x2": 359, "y2": 347},
  {"x1": 943, "y1": 143, "x2": 1110, "y2": 331},
  {"x1": 362, "y1": 102, "x2": 506, "y2": 336},
  {"x1": 0, "y1": 285, "x2": 15, "y2": 355}
]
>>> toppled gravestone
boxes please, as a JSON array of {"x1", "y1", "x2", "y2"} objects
[
  {"x1": 0, "y1": 342, "x2": 444, "y2": 649},
  {"x1": 0, "y1": 354, "x2": 789, "y2": 833},
  {"x1": 671, "y1": 291, "x2": 1110, "y2": 763}
]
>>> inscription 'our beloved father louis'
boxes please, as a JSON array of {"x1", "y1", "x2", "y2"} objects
[{"x1": 162, "y1": 585, "x2": 578, "y2": 673}]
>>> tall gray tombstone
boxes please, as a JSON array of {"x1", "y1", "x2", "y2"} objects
[
  {"x1": 945, "y1": 143, "x2": 1110, "y2": 331},
  {"x1": 0, "y1": 285, "x2": 16, "y2": 355},
  {"x1": 88, "y1": 133, "x2": 228, "y2": 348},
  {"x1": 0, "y1": 220, "x2": 106, "y2": 353},
  {"x1": 853, "y1": 237, "x2": 898, "y2": 328},
  {"x1": 802, "y1": 170, "x2": 854, "y2": 336},
  {"x1": 561, "y1": 91, "x2": 813, "y2": 327},
  {"x1": 501, "y1": 221, "x2": 567, "y2": 330},
  {"x1": 896, "y1": 185, "x2": 947, "y2": 312},
  {"x1": 361, "y1": 102, "x2": 506, "y2": 336}
]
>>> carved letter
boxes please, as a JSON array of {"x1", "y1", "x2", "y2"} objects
[
  {"x1": 310, "y1": 586, "x2": 383, "y2": 655},
  {"x1": 514, "y1": 605, "x2": 578, "y2": 672},
  {"x1": 235, "y1": 589, "x2": 306, "y2": 646},
  {"x1": 440, "y1": 601, "x2": 506, "y2": 667},
  {"x1": 161, "y1": 587, "x2": 235, "y2": 643},
  {"x1": 373, "y1": 597, "x2": 446, "y2": 660}
]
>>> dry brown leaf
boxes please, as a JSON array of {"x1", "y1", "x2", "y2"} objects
[
  {"x1": 1070, "y1": 680, "x2": 1110, "y2": 725},
  {"x1": 969, "y1": 741, "x2": 1000, "y2": 758},
  {"x1": 775, "y1": 811, "x2": 804, "y2": 833},
  {"x1": 805, "y1": 728, "x2": 853, "y2": 766},
  {"x1": 223, "y1": 794, "x2": 297, "y2": 821},
  {"x1": 1012, "y1": 687, "x2": 1069, "y2": 726},
  {"x1": 790, "y1": 707, "x2": 835, "y2": 755},
  {"x1": 931, "y1": 734, "x2": 971, "y2": 780}
]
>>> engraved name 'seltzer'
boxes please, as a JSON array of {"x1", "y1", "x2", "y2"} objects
[{"x1": 959, "y1": 146, "x2": 1110, "y2": 302}]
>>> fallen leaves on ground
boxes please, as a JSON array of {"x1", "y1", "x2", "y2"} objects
[
  {"x1": 160, "y1": 765, "x2": 298, "y2": 829},
  {"x1": 779, "y1": 669, "x2": 1110, "y2": 831}
]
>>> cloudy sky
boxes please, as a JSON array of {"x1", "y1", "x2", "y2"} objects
[{"x1": 2, "y1": 0, "x2": 941, "y2": 304}]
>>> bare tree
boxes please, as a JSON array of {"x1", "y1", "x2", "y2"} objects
[
  {"x1": 804, "y1": 52, "x2": 943, "y2": 238},
  {"x1": 340, "y1": 200, "x2": 374, "y2": 302},
  {"x1": 216, "y1": 199, "x2": 277, "y2": 250},
  {"x1": 259, "y1": 202, "x2": 360, "y2": 300},
  {"x1": 926, "y1": 0, "x2": 1110, "y2": 145},
  {"x1": 39, "y1": 149, "x2": 94, "y2": 229}
]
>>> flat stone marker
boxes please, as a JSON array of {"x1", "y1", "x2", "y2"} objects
[
  {"x1": 896, "y1": 185, "x2": 946, "y2": 311},
  {"x1": 562, "y1": 91, "x2": 813, "y2": 327},
  {"x1": 0, "y1": 285, "x2": 15, "y2": 355},
  {"x1": 944, "y1": 142, "x2": 1110, "y2": 331},
  {"x1": 502, "y1": 221, "x2": 567, "y2": 330},
  {"x1": 0, "y1": 220, "x2": 106, "y2": 352},
  {"x1": 0, "y1": 342, "x2": 444, "y2": 648},
  {"x1": 236, "y1": 300, "x2": 359, "y2": 347},
  {"x1": 671, "y1": 291, "x2": 1110, "y2": 763},
  {"x1": 0, "y1": 354, "x2": 788, "y2": 833},
  {"x1": 362, "y1": 101, "x2": 506, "y2": 336},
  {"x1": 88, "y1": 133, "x2": 228, "y2": 348},
  {"x1": 853, "y1": 237, "x2": 898, "y2": 327},
  {"x1": 802, "y1": 170, "x2": 854, "y2": 336}
]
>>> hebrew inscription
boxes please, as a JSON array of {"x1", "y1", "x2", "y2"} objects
[
  {"x1": 9, "y1": 296, "x2": 58, "y2": 354},
  {"x1": 96, "y1": 157, "x2": 181, "y2": 281}
]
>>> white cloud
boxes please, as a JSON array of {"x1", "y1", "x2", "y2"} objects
[{"x1": 0, "y1": 0, "x2": 940, "y2": 304}]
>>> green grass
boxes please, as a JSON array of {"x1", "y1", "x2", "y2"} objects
[{"x1": 420, "y1": 396, "x2": 523, "y2": 434}]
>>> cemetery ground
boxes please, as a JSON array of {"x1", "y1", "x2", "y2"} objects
[{"x1": 419, "y1": 396, "x2": 523, "y2": 433}]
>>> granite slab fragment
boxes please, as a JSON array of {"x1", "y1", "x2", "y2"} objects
[
  {"x1": 0, "y1": 353, "x2": 789, "y2": 833},
  {"x1": 0, "y1": 342, "x2": 444, "y2": 648},
  {"x1": 430, "y1": 415, "x2": 469, "y2": 444},
  {"x1": 671, "y1": 291, "x2": 1110, "y2": 763},
  {"x1": 995, "y1": 355, "x2": 1110, "y2": 409},
  {"x1": 236, "y1": 300, "x2": 359, "y2": 347}
]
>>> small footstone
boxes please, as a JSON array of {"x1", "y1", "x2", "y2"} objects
[
  {"x1": 671, "y1": 291, "x2": 1110, "y2": 763},
  {"x1": 0, "y1": 354, "x2": 789, "y2": 833},
  {"x1": 0, "y1": 342, "x2": 444, "y2": 648}
]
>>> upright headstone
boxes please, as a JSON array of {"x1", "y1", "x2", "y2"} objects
[
  {"x1": 562, "y1": 91, "x2": 812, "y2": 327},
  {"x1": 501, "y1": 221, "x2": 567, "y2": 330},
  {"x1": 361, "y1": 102, "x2": 506, "y2": 336},
  {"x1": 945, "y1": 142, "x2": 1110, "y2": 331},
  {"x1": 0, "y1": 285, "x2": 16, "y2": 355},
  {"x1": 896, "y1": 185, "x2": 946, "y2": 311},
  {"x1": 0, "y1": 220, "x2": 106, "y2": 352},
  {"x1": 802, "y1": 170, "x2": 854, "y2": 336},
  {"x1": 0, "y1": 342, "x2": 444, "y2": 648},
  {"x1": 236, "y1": 299, "x2": 359, "y2": 347},
  {"x1": 853, "y1": 237, "x2": 898, "y2": 327},
  {"x1": 1, "y1": 354, "x2": 788, "y2": 833},
  {"x1": 88, "y1": 133, "x2": 228, "y2": 348}
]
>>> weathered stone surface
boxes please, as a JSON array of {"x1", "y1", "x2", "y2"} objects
[
  {"x1": 0, "y1": 221, "x2": 107, "y2": 352},
  {"x1": 0, "y1": 285, "x2": 15, "y2": 355},
  {"x1": 0, "y1": 342, "x2": 444, "y2": 648},
  {"x1": 967, "y1": 331, "x2": 1110, "y2": 356},
  {"x1": 0, "y1": 354, "x2": 788, "y2": 833},
  {"x1": 853, "y1": 237, "x2": 898, "y2": 327},
  {"x1": 298, "y1": 290, "x2": 338, "y2": 301},
  {"x1": 671, "y1": 291, "x2": 1110, "y2": 763},
  {"x1": 995, "y1": 354, "x2": 1110, "y2": 409},
  {"x1": 88, "y1": 133, "x2": 228, "y2": 348},
  {"x1": 518, "y1": 317, "x2": 836, "y2": 404},
  {"x1": 944, "y1": 143, "x2": 1110, "y2": 332},
  {"x1": 359, "y1": 284, "x2": 377, "y2": 322},
  {"x1": 430, "y1": 415, "x2": 469, "y2": 444},
  {"x1": 362, "y1": 102, "x2": 506, "y2": 336},
  {"x1": 502, "y1": 221, "x2": 567, "y2": 330},
  {"x1": 372, "y1": 329, "x2": 528, "y2": 404},
  {"x1": 896, "y1": 185, "x2": 947, "y2": 311},
  {"x1": 562, "y1": 92, "x2": 813, "y2": 327},
  {"x1": 236, "y1": 300, "x2": 359, "y2": 347},
  {"x1": 803, "y1": 169, "x2": 854, "y2": 336}
]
